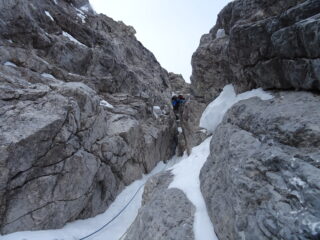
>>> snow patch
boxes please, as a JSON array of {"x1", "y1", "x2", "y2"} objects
[
  {"x1": 76, "y1": 8, "x2": 86, "y2": 23},
  {"x1": 80, "y1": 4, "x2": 91, "y2": 12},
  {"x1": 4, "y1": 61, "x2": 17, "y2": 67},
  {"x1": 153, "y1": 106, "x2": 162, "y2": 118},
  {"x1": 41, "y1": 73, "x2": 55, "y2": 79},
  {"x1": 177, "y1": 127, "x2": 183, "y2": 133},
  {"x1": 68, "y1": 72, "x2": 82, "y2": 77},
  {"x1": 200, "y1": 129, "x2": 207, "y2": 134},
  {"x1": 290, "y1": 177, "x2": 306, "y2": 188},
  {"x1": 7, "y1": 39, "x2": 13, "y2": 43},
  {"x1": 39, "y1": 58, "x2": 50, "y2": 66},
  {"x1": 169, "y1": 137, "x2": 218, "y2": 240},
  {"x1": 216, "y1": 28, "x2": 226, "y2": 38},
  {"x1": 200, "y1": 84, "x2": 273, "y2": 133},
  {"x1": 52, "y1": 0, "x2": 58, "y2": 4},
  {"x1": 62, "y1": 31, "x2": 87, "y2": 48},
  {"x1": 44, "y1": 11, "x2": 54, "y2": 21},
  {"x1": 100, "y1": 100, "x2": 114, "y2": 109}
]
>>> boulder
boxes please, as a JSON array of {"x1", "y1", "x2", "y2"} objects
[{"x1": 124, "y1": 172, "x2": 195, "y2": 240}]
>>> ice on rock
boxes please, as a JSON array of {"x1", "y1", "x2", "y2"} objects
[
  {"x1": 153, "y1": 106, "x2": 162, "y2": 118},
  {"x1": 216, "y1": 29, "x2": 226, "y2": 38},
  {"x1": 100, "y1": 100, "x2": 114, "y2": 109},
  {"x1": 62, "y1": 31, "x2": 87, "y2": 48},
  {"x1": 41, "y1": 73, "x2": 56, "y2": 79},
  {"x1": 4, "y1": 61, "x2": 17, "y2": 67},
  {"x1": 44, "y1": 11, "x2": 54, "y2": 21},
  {"x1": 76, "y1": 9, "x2": 86, "y2": 23}
]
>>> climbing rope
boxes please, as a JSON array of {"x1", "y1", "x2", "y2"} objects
[
  {"x1": 79, "y1": 163, "x2": 169, "y2": 240},
  {"x1": 79, "y1": 183, "x2": 145, "y2": 240}
]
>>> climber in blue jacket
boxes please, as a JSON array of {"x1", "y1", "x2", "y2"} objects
[{"x1": 171, "y1": 95, "x2": 186, "y2": 119}]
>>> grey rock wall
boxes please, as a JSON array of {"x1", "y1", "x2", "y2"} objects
[
  {"x1": 169, "y1": 72, "x2": 190, "y2": 96},
  {"x1": 193, "y1": 1, "x2": 320, "y2": 239},
  {"x1": 0, "y1": 0, "x2": 177, "y2": 234},
  {"x1": 200, "y1": 92, "x2": 320, "y2": 239},
  {"x1": 191, "y1": 0, "x2": 320, "y2": 102}
]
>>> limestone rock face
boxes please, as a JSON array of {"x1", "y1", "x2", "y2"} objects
[
  {"x1": 191, "y1": 0, "x2": 320, "y2": 102},
  {"x1": 200, "y1": 92, "x2": 320, "y2": 240},
  {"x1": 124, "y1": 172, "x2": 195, "y2": 240},
  {"x1": 0, "y1": 0, "x2": 177, "y2": 234},
  {"x1": 169, "y1": 72, "x2": 190, "y2": 96}
]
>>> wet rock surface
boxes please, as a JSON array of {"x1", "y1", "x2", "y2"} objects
[
  {"x1": 124, "y1": 172, "x2": 195, "y2": 240},
  {"x1": 0, "y1": 0, "x2": 177, "y2": 234},
  {"x1": 191, "y1": 0, "x2": 320, "y2": 102},
  {"x1": 200, "y1": 92, "x2": 320, "y2": 240}
]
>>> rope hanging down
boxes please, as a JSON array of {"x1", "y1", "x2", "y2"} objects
[
  {"x1": 79, "y1": 183, "x2": 145, "y2": 240},
  {"x1": 79, "y1": 163, "x2": 169, "y2": 240}
]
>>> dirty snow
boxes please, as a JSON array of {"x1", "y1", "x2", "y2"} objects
[
  {"x1": 44, "y1": 11, "x2": 54, "y2": 21},
  {"x1": 62, "y1": 31, "x2": 87, "y2": 48},
  {"x1": 200, "y1": 84, "x2": 273, "y2": 133},
  {"x1": 100, "y1": 100, "x2": 114, "y2": 109}
]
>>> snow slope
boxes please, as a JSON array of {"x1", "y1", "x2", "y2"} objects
[{"x1": 169, "y1": 137, "x2": 217, "y2": 240}]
